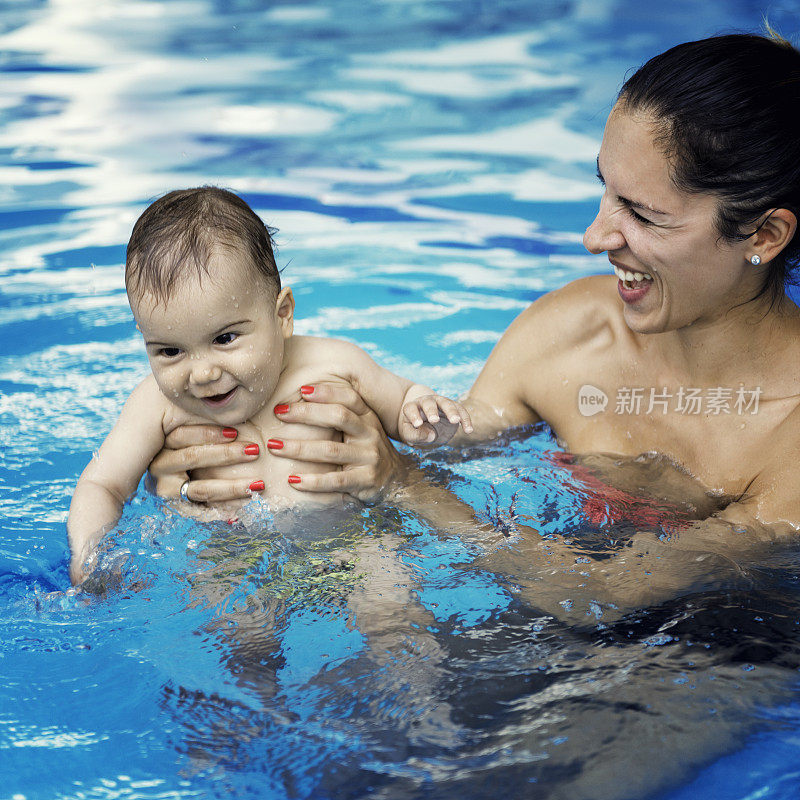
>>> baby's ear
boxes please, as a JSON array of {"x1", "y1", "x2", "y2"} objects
[{"x1": 275, "y1": 287, "x2": 295, "y2": 337}]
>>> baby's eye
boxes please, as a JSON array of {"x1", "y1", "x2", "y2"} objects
[
  {"x1": 214, "y1": 332, "x2": 238, "y2": 345},
  {"x1": 158, "y1": 347, "x2": 181, "y2": 358}
]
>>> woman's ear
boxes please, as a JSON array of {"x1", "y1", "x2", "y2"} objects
[
  {"x1": 751, "y1": 208, "x2": 797, "y2": 265},
  {"x1": 275, "y1": 287, "x2": 295, "y2": 338}
]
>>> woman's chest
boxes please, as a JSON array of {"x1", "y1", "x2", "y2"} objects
[{"x1": 541, "y1": 367, "x2": 796, "y2": 495}]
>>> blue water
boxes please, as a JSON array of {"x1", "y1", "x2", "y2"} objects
[{"x1": 4, "y1": 1, "x2": 800, "y2": 798}]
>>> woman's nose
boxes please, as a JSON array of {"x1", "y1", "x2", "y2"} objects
[{"x1": 583, "y1": 195, "x2": 626, "y2": 254}]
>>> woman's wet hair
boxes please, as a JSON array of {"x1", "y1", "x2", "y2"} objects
[
  {"x1": 126, "y1": 186, "x2": 280, "y2": 304},
  {"x1": 618, "y1": 32, "x2": 800, "y2": 305}
]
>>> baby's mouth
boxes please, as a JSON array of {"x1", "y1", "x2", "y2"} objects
[{"x1": 201, "y1": 387, "x2": 237, "y2": 407}]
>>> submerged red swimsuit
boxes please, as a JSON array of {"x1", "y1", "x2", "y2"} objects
[{"x1": 548, "y1": 452, "x2": 696, "y2": 535}]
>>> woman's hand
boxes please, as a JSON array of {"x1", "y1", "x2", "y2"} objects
[
  {"x1": 269, "y1": 383, "x2": 408, "y2": 504},
  {"x1": 147, "y1": 425, "x2": 262, "y2": 502}
]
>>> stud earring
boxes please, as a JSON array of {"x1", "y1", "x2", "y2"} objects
[{"x1": 750, "y1": 254, "x2": 761, "y2": 266}]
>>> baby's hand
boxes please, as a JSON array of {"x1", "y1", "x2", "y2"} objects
[{"x1": 399, "y1": 394, "x2": 473, "y2": 446}]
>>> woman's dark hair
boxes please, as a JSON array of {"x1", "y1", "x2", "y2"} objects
[
  {"x1": 126, "y1": 186, "x2": 280, "y2": 304},
  {"x1": 618, "y1": 32, "x2": 800, "y2": 305}
]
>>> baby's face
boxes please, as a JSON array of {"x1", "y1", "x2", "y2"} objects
[{"x1": 130, "y1": 248, "x2": 292, "y2": 426}]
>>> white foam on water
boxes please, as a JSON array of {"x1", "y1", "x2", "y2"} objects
[
  {"x1": 358, "y1": 31, "x2": 548, "y2": 67},
  {"x1": 309, "y1": 90, "x2": 414, "y2": 111},
  {"x1": 344, "y1": 66, "x2": 576, "y2": 99},
  {"x1": 216, "y1": 105, "x2": 339, "y2": 136},
  {"x1": 264, "y1": 5, "x2": 332, "y2": 22},
  {"x1": 398, "y1": 116, "x2": 599, "y2": 161}
]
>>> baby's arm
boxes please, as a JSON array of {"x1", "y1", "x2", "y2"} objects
[
  {"x1": 67, "y1": 377, "x2": 167, "y2": 584},
  {"x1": 329, "y1": 341, "x2": 472, "y2": 446}
]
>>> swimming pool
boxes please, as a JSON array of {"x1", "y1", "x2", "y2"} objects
[{"x1": 4, "y1": 1, "x2": 800, "y2": 797}]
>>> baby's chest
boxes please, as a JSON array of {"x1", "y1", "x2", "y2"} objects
[{"x1": 192, "y1": 414, "x2": 342, "y2": 500}]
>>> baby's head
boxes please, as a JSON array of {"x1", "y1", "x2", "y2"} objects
[
  {"x1": 126, "y1": 187, "x2": 295, "y2": 425},
  {"x1": 126, "y1": 186, "x2": 281, "y2": 304}
]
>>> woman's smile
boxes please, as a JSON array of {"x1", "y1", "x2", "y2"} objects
[{"x1": 611, "y1": 258, "x2": 654, "y2": 304}]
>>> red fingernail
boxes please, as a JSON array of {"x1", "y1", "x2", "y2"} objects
[
  {"x1": 249, "y1": 480, "x2": 265, "y2": 492},
  {"x1": 227, "y1": 517, "x2": 239, "y2": 525},
  {"x1": 300, "y1": 385, "x2": 314, "y2": 395},
  {"x1": 267, "y1": 439, "x2": 284, "y2": 450},
  {"x1": 244, "y1": 444, "x2": 259, "y2": 456},
  {"x1": 274, "y1": 404, "x2": 289, "y2": 414},
  {"x1": 288, "y1": 475, "x2": 301, "y2": 485},
  {"x1": 222, "y1": 427, "x2": 238, "y2": 439}
]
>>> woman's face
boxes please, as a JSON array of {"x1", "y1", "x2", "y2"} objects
[{"x1": 583, "y1": 105, "x2": 762, "y2": 335}]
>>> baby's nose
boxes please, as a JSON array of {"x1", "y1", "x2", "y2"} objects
[{"x1": 189, "y1": 361, "x2": 222, "y2": 385}]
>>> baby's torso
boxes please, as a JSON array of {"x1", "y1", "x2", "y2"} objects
[{"x1": 161, "y1": 345, "x2": 349, "y2": 510}]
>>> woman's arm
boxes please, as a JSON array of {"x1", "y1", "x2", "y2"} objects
[
  {"x1": 268, "y1": 299, "x2": 555, "y2": 494},
  {"x1": 454, "y1": 277, "x2": 620, "y2": 445},
  {"x1": 270, "y1": 393, "x2": 782, "y2": 623},
  {"x1": 387, "y1": 474, "x2": 785, "y2": 623}
]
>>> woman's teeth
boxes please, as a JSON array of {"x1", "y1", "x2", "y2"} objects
[{"x1": 613, "y1": 265, "x2": 653, "y2": 288}]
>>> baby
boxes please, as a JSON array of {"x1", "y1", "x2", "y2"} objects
[{"x1": 68, "y1": 187, "x2": 472, "y2": 583}]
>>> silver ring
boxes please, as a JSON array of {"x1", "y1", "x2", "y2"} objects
[{"x1": 179, "y1": 480, "x2": 191, "y2": 502}]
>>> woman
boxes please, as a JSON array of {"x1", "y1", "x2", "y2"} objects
[{"x1": 148, "y1": 33, "x2": 800, "y2": 616}]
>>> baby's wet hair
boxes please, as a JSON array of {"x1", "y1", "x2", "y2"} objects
[{"x1": 126, "y1": 186, "x2": 280, "y2": 304}]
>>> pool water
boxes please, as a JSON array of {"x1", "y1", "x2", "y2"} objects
[{"x1": 3, "y1": 1, "x2": 800, "y2": 798}]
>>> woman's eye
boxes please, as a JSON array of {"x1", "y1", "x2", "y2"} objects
[
  {"x1": 625, "y1": 205, "x2": 653, "y2": 226},
  {"x1": 214, "y1": 332, "x2": 238, "y2": 345},
  {"x1": 158, "y1": 347, "x2": 181, "y2": 358}
]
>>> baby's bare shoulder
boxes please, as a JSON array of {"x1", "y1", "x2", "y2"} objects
[
  {"x1": 287, "y1": 335, "x2": 376, "y2": 381},
  {"x1": 129, "y1": 375, "x2": 197, "y2": 433},
  {"x1": 125, "y1": 374, "x2": 169, "y2": 413}
]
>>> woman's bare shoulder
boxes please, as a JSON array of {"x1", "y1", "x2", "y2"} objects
[
  {"x1": 468, "y1": 276, "x2": 623, "y2": 424},
  {"x1": 509, "y1": 275, "x2": 623, "y2": 356}
]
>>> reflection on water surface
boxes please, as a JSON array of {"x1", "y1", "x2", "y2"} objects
[{"x1": 3, "y1": 1, "x2": 800, "y2": 798}]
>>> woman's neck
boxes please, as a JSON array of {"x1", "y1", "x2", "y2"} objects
[{"x1": 644, "y1": 292, "x2": 800, "y2": 386}]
